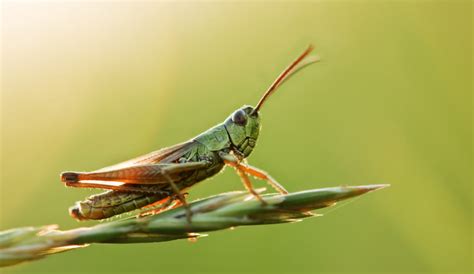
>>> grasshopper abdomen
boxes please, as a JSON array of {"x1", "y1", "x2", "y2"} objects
[{"x1": 69, "y1": 190, "x2": 170, "y2": 220}]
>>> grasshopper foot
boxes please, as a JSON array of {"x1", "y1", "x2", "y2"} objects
[{"x1": 252, "y1": 192, "x2": 268, "y2": 206}]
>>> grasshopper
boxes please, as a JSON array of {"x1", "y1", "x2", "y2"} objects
[{"x1": 61, "y1": 45, "x2": 320, "y2": 221}]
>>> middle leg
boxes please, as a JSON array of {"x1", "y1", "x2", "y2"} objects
[{"x1": 160, "y1": 167, "x2": 193, "y2": 224}]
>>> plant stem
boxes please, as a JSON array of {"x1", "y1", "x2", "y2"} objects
[{"x1": 0, "y1": 184, "x2": 389, "y2": 267}]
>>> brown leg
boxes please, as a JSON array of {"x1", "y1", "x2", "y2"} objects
[
  {"x1": 64, "y1": 181, "x2": 170, "y2": 194},
  {"x1": 235, "y1": 167, "x2": 267, "y2": 205},
  {"x1": 161, "y1": 169, "x2": 193, "y2": 224},
  {"x1": 139, "y1": 196, "x2": 183, "y2": 217},
  {"x1": 64, "y1": 181, "x2": 126, "y2": 191},
  {"x1": 139, "y1": 197, "x2": 173, "y2": 217},
  {"x1": 224, "y1": 160, "x2": 289, "y2": 195}
]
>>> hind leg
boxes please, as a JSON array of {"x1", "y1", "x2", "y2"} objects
[{"x1": 139, "y1": 195, "x2": 185, "y2": 217}]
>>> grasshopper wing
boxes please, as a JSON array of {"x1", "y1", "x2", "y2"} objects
[
  {"x1": 61, "y1": 140, "x2": 210, "y2": 189},
  {"x1": 62, "y1": 161, "x2": 209, "y2": 186},
  {"x1": 95, "y1": 140, "x2": 197, "y2": 172}
]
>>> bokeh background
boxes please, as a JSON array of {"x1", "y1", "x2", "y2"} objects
[{"x1": 1, "y1": 1, "x2": 471, "y2": 273}]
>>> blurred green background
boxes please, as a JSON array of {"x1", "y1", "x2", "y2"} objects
[{"x1": 1, "y1": 1, "x2": 471, "y2": 273}]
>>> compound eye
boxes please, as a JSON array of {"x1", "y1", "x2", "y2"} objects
[{"x1": 232, "y1": 110, "x2": 247, "y2": 126}]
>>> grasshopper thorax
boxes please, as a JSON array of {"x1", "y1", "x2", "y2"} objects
[{"x1": 224, "y1": 105, "x2": 261, "y2": 158}]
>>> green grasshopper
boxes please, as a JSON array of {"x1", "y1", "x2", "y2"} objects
[{"x1": 61, "y1": 45, "x2": 320, "y2": 221}]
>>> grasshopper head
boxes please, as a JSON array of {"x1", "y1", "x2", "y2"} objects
[
  {"x1": 224, "y1": 105, "x2": 261, "y2": 157},
  {"x1": 224, "y1": 45, "x2": 319, "y2": 158}
]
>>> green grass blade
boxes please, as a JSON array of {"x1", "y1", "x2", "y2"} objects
[{"x1": 0, "y1": 185, "x2": 389, "y2": 267}]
